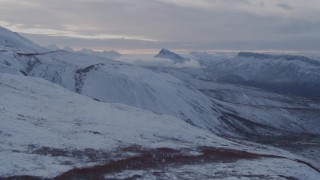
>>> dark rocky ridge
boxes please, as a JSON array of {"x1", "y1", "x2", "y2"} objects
[{"x1": 155, "y1": 48, "x2": 189, "y2": 63}]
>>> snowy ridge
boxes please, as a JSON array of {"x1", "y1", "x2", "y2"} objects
[{"x1": 0, "y1": 26, "x2": 46, "y2": 53}]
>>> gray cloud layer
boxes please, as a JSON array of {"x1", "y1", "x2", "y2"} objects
[{"x1": 1, "y1": 0, "x2": 320, "y2": 53}]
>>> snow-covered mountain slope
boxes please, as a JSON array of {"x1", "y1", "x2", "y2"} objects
[
  {"x1": 209, "y1": 87, "x2": 320, "y2": 137},
  {"x1": 0, "y1": 26, "x2": 46, "y2": 53},
  {"x1": 0, "y1": 49, "x2": 224, "y2": 133},
  {"x1": 0, "y1": 27, "x2": 225, "y2": 134},
  {"x1": 200, "y1": 52, "x2": 320, "y2": 98},
  {"x1": 0, "y1": 73, "x2": 226, "y2": 177},
  {"x1": 155, "y1": 48, "x2": 189, "y2": 63},
  {"x1": 80, "y1": 48, "x2": 121, "y2": 59},
  {"x1": 1, "y1": 73, "x2": 319, "y2": 179},
  {"x1": 0, "y1": 50, "x2": 25, "y2": 75}
]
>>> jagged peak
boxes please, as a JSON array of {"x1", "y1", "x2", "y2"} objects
[{"x1": 155, "y1": 48, "x2": 188, "y2": 63}]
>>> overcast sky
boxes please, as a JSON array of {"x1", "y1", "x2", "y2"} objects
[{"x1": 1, "y1": 0, "x2": 320, "y2": 53}]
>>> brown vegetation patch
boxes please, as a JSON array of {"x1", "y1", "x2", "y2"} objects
[
  {"x1": 54, "y1": 146, "x2": 287, "y2": 180},
  {"x1": 2, "y1": 146, "x2": 319, "y2": 180}
]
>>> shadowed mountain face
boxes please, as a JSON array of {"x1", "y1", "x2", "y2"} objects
[
  {"x1": 197, "y1": 52, "x2": 320, "y2": 99},
  {"x1": 238, "y1": 52, "x2": 320, "y2": 66}
]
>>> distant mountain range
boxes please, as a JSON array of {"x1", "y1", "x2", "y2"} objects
[
  {"x1": 238, "y1": 52, "x2": 320, "y2": 66},
  {"x1": 188, "y1": 51, "x2": 320, "y2": 98},
  {"x1": 46, "y1": 44, "x2": 122, "y2": 59},
  {"x1": 79, "y1": 48, "x2": 121, "y2": 59}
]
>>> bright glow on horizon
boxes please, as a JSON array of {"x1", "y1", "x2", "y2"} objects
[{"x1": 0, "y1": 21, "x2": 157, "y2": 42}]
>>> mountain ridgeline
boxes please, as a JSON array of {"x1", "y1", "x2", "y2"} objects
[{"x1": 238, "y1": 52, "x2": 320, "y2": 66}]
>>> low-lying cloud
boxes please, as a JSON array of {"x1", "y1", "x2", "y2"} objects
[{"x1": 117, "y1": 54, "x2": 201, "y2": 68}]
